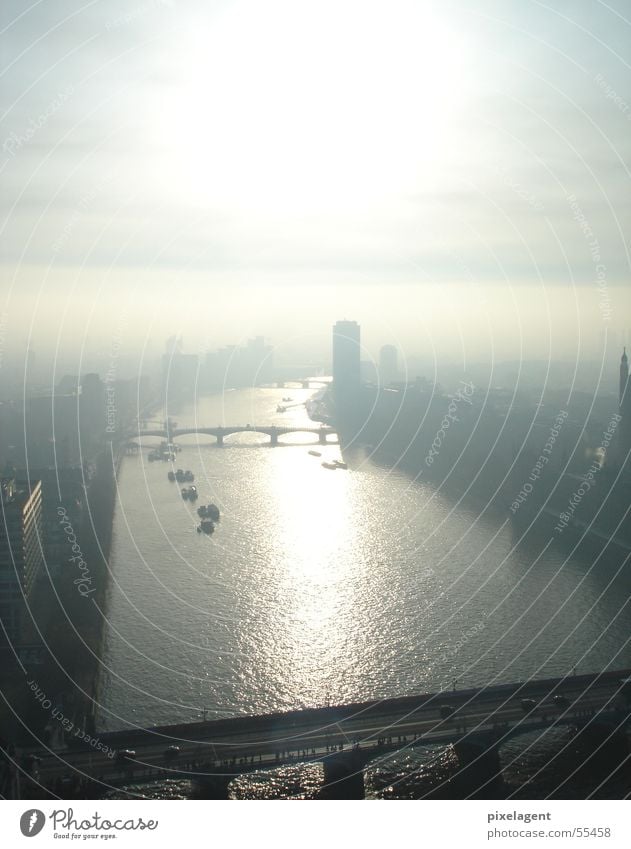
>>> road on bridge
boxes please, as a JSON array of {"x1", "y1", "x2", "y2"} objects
[{"x1": 16, "y1": 673, "x2": 629, "y2": 792}]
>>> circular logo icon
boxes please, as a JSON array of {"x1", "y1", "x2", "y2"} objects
[{"x1": 20, "y1": 810, "x2": 45, "y2": 837}]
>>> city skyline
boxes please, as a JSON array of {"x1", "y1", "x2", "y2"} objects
[
  {"x1": 3, "y1": 0, "x2": 631, "y2": 810},
  {"x1": 2, "y1": 0, "x2": 631, "y2": 369}
]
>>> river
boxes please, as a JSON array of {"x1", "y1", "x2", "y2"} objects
[{"x1": 97, "y1": 386, "x2": 631, "y2": 733}]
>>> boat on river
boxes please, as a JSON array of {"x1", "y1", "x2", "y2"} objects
[
  {"x1": 198, "y1": 503, "x2": 220, "y2": 522},
  {"x1": 321, "y1": 462, "x2": 337, "y2": 470},
  {"x1": 308, "y1": 450, "x2": 322, "y2": 457}
]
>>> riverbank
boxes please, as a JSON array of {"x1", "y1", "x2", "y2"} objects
[{"x1": 2, "y1": 443, "x2": 121, "y2": 748}]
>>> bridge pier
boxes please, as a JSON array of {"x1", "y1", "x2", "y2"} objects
[
  {"x1": 216, "y1": 434, "x2": 224, "y2": 447},
  {"x1": 318, "y1": 429, "x2": 327, "y2": 445},
  {"x1": 193, "y1": 768, "x2": 241, "y2": 799},
  {"x1": 453, "y1": 733, "x2": 503, "y2": 798},
  {"x1": 570, "y1": 714, "x2": 630, "y2": 786},
  {"x1": 270, "y1": 429, "x2": 278, "y2": 446},
  {"x1": 321, "y1": 749, "x2": 365, "y2": 799}
]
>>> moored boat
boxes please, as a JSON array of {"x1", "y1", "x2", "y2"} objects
[{"x1": 197, "y1": 503, "x2": 220, "y2": 521}]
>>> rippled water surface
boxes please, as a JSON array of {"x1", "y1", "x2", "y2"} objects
[{"x1": 97, "y1": 388, "x2": 631, "y2": 731}]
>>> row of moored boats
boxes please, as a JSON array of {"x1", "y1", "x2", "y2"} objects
[
  {"x1": 167, "y1": 469, "x2": 221, "y2": 535},
  {"x1": 168, "y1": 468, "x2": 194, "y2": 483},
  {"x1": 148, "y1": 442, "x2": 181, "y2": 463}
]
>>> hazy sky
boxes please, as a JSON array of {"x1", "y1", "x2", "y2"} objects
[{"x1": 1, "y1": 0, "x2": 631, "y2": 367}]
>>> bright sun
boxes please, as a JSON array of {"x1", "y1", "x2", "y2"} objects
[{"x1": 161, "y1": 0, "x2": 465, "y2": 214}]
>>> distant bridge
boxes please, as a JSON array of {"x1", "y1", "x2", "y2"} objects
[
  {"x1": 132, "y1": 424, "x2": 337, "y2": 446},
  {"x1": 274, "y1": 378, "x2": 331, "y2": 388}
]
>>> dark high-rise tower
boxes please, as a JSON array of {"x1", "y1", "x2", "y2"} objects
[
  {"x1": 379, "y1": 344, "x2": 398, "y2": 386},
  {"x1": 0, "y1": 477, "x2": 43, "y2": 644},
  {"x1": 620, "y1": 348, "x2": 629, "y2": 405},
  {"x1": 619, "y1": 348, "x2": 631, "y2": 464},
  {"x1": 332, "y1": 320, "x2": 361, "y2": 397}
]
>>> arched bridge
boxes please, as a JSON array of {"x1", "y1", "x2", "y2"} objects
[
  {"x1": 274, "y1": 378, "x2": 331, "y2": 388},
  {"x1": 134, "y1": 424, "x2": 337, "y2": 446}
]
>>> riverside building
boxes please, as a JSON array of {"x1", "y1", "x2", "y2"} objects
[{"x1": 0, "y1": 476, "x2": 44, "y2": 645}]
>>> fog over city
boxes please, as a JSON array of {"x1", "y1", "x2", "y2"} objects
[
  {"x1": 2, "y1": 0, "x2": 631, "y2": 809},
  {"x1": 2, "y1": 0, "x2": 631, "y2": 379}
]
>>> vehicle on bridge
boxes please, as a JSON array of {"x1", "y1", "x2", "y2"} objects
[
  {"x1": 520, "y1": 698, "x2": 538, "y2": 712},
  {"x1": 163, "y1": 745, "x2": 180, "y2": 761},
  {"x1": 115, "y1": 749, "x2": 136, "y2": 765},
  {"x1": 439, "y1": 704, "x2": 456, "y2": 719}
]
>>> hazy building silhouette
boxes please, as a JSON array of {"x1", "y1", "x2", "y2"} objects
[
  {"x1": 619, "y1": 348, "x2": 631, "y2": 463},
  {"x1": 204, "y1": 337, "x2": 273, "y2": 390},
  {"x1": 238, "y1": 336, "x2": 274, "y2": 386},
  {"x1": 80, "y1": 373, "x2": 105, "y2": 444},
  {"x1": 332, "y1": 320, "x2": 361, "y2": 398},
  {"x1": 360, "y1": 360, "x2": 378, "y2": 384},
  {"x1": 162, "y1": 347, "x2": 199, "y2": 405},
  {"x1": 0, "y1": 476, "x2": 43, "y2": 644},
  {"x1": 23, "y1": 393, "x2": 81, "y2": 467},
  {"x1": 379, "y1": 344, "x2": 398, "y2": 386}
]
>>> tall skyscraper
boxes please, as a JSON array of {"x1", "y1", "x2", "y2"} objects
[
  {"x1": 0, "y1": 477, "x2": 43, "y2": 644},
  {"x1": 619, "y1": 348, "x2": 631, "y2": 463},
  {"x1": 620, "y1": 348, "x2": 628, "y2": 405},
  {"x1": 332, "y1": 320, "x2": 361, "y2": 396},
  {"x1": 379, "y1": 344, "x2": 398, "y2": 386}
]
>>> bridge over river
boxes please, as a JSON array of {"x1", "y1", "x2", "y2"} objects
[
  {"x1": 8, "y1": 668, "x2": 631, "y2": 799},
  {"x1": 130, "y1": 424, "x2": 337, "y2": 447}
]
